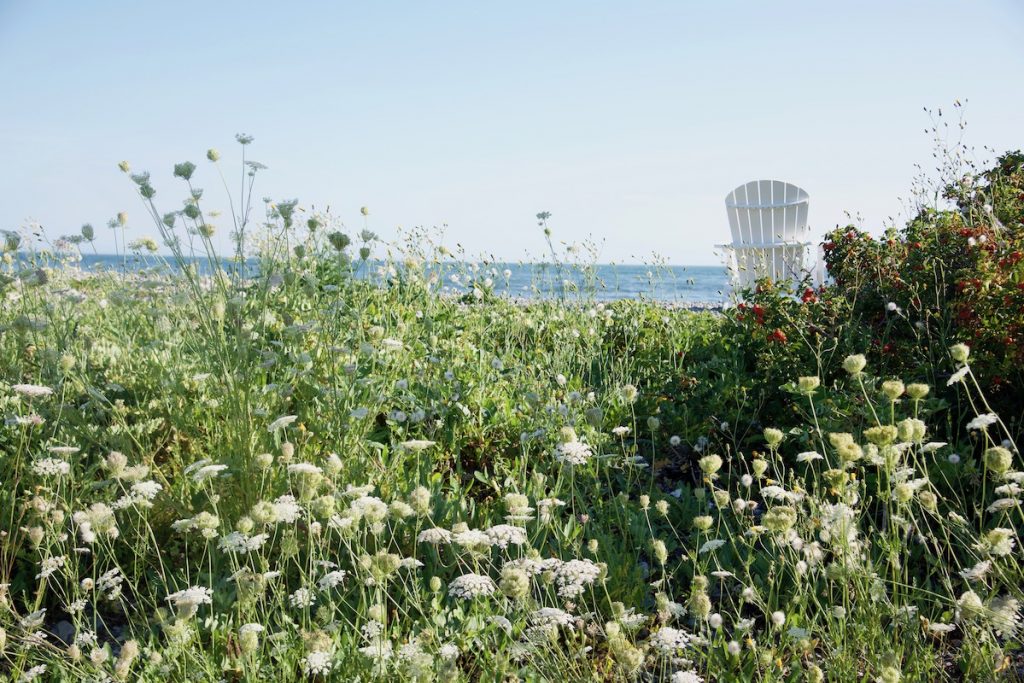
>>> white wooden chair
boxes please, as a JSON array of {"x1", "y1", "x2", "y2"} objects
[{"x1": 717, "y1": 180, "x2": 817, "y2": 290}]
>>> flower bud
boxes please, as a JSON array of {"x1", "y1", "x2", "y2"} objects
[
  {"x1": 797, "y1": 376, "x2": 820, "y2": 394},
  {"x1": 692, "y1": 515, "x2": 714, "y2": 531},
  {"x1": 842, "y1": 354, "x2": 867, "y2": 375},
  {"x1": 752, "y1": 459, "x2": 768, "y2": 478},
  {"x1": 881, "y1": 380, "x2": 905, "y2": 401},
  {"x1": 950, "y1": 343, "x2": 970, "y2": 363},
  {"x1": 906, "y1": 383, "x2": 930, "y2": 400},
  {"x1": 984, "y1": 446, "x2": 1013, "y2": 475}
]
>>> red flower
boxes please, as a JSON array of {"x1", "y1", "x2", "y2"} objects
[
  {"x1": 770, "y1": 329, "x2": 787, "y2": 343},
  {"x1": 801, "y1": 288, "x2": 817, "y2": 304}
]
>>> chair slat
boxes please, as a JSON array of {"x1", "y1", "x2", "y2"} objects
[{"x1": 722, "y1": 179, "x2": 814, "y2": 292}]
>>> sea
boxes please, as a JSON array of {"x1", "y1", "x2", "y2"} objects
[{"x1": 35, "y1": 254, "x2": 732, "y2": 305}]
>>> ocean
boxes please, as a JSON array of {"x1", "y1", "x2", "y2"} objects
[{"x1": 37, "y1": 254, "x2": 732, "y2": 305}]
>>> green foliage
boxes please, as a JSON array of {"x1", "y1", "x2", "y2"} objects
[{"x1": 0, "y1": 137, "x2": 1022, "y2": 682}]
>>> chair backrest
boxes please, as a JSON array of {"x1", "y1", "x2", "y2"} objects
[
  {"x1": 721, "y1": 180, "x2": 812, "y2": 290},
  {"x1": 725, "y1": 180, "x2": 809, "y2": 246}
]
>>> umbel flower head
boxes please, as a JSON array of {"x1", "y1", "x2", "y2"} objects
[
  {"x1": 555, "y1": 439, "x2": 593, "y2": 466},
  {"x1": 448, "y1": 573, "x2": 496, "y2": 600},
  {"x1": 843, "y1": 354, "x2": 867, "y2": 376},
  {"x1": 984, "y1": 447, "x2": 1013, "y2": 475},
  {"x1": 950, "y1": 343, "x2": 970, "y2": 363},
  {"x1": 881, "y1": 380, "x2": 905, "y2": 401},
  {"x1": 798, "y1": 376, "x2": 820, "y2": 394},
  {"x1": 698, "y1": 454, "x2": 723, "y2": 476},
  {"x1": 763, "y1": 427, "x2": 784, "y2": 449}
]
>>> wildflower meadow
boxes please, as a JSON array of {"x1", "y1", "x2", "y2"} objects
[{"x1": 1, "y1": 132, "x2": 1023, "y2": 682}]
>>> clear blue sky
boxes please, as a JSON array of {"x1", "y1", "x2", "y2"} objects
[{"x1": 1, "y1": 1, "x2": 1022, "y2": 265}]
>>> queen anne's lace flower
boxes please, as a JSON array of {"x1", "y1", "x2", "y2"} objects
[
  {"x1": 32, "y1": 458, "x2": 70, "y2": 477},
  {"x1": 530, "y1": 607, "x2": 575, "y2": 627},
  {"x1": 302, "y1": 651, "x2": 334, "y2": 675},
  {"x1": 554, "y1": 559, "x2": 601, "y2": 598},
  {"x1": 555, "y1": 440, "x2": 593, "y2": 466},
  {"x1": 485, "y1": 524, "x2": 528, "y2": 549},
  {"x1": 416, "y1": 528, "x2": 452, "y2": 544},
  {"x1": 672, "y1": 672, "x2": 704, "y2": 683},
  {"x1": 448, "y1": 573, "x2": 496, "y2": 599},
  {"x1": 318, "y1": 570, "x2": 347, "y2": 590},
  {"x1": 218, "y1": 531, "x2": 269, "y2": 554},
  {"x1": 649, "y1": 626, "x2": 693, "y2": 655},
  {"x1": 165, "y1": 586, "x2": 212, "y2": 618},
  {"x1": 453, "y1": 529, "x2": 492, "y2": 552},
  {"x1": 191, "y1": 464, "x2": 228, "y2": 483},
  {"x1": 11, "y1": 384, "x2": 54, "y2": 398},
  {"x1": 36, "y1": 555, "x2": 66, "y2": 580},
  {"x1": 267, "y1": 415, "x2": 297, "y2": 432},
  {"x1": 967, "y1": 413, "x2": 999, "y2": 431},
  {"x1": 960, "y1": 560, "x2": 992, "y2": 582},
  {"x1": 287, "y1": 462, "x2": 322, "y2": 476},
  {"x1": 273, "y1": 495, "x2": 303, "y2": 523},
  {"x1": 288, "y1": 587, "x2": 316, "y2": 608}
]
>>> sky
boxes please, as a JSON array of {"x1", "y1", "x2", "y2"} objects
[{"x1": 1, "y1": 1, "x2": 1022, "y2": 265}]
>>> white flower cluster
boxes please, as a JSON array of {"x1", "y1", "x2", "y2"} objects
[
  {"x1": 649, "y1": 626, "x2": 693, "y2": 655},
  {"x1": 32, "y1": 457, "x2": 70, "y2": 477},
  {"x1": 555, "y1": 440, "x2": 593, "y2": 466},
  {"x1": 553, "y1": 559, "x2": 602, "y2": 598},
  {"x1": 448, "y1": 573, "x2": 496, "y2": 600},
  {"x1": 485, "y1": 524, "x2": 528, "y2": 549}
]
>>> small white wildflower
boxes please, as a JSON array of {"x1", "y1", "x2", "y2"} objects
[
  {"x1": 967, "y1": 413, "x2": 999, "y2": 431},
  {"x1": 11, "y1": 384, "x2": 54, "y2": 398},
  {"x1": 699, "y1": 539, "x2": 726, "y2": 554},
  {"x1": 318, "y1": 570, "x2": 348, "y2": 590},
  {"x1": 267, "y1": 415, "x2": 297, "y2": 432},
  {"x1": 555, "y1": 440, "x2": 593, "y2": 466},
  {"x1": 191, "y1": 464, "x2": 228, "y2": 483},
  {"x1": 649, "y1": 626, "x2": 692, "y2": 655},
  {"x1": 417, "y1": 528, "x2": 452, "y2": 544},
  {"x1": 288, "y1": 587, "x2": 316, "y2": 608},
  {"x1": 448, "y1": 573, "x2": 496, "y2": 599},
  {"x1": 303, "y1": 651, "x2": 334, "y2": 675}
]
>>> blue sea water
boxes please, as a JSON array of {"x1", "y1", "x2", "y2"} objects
[{"x1": 45, "y1": 254, "x2": 732, "y2": 304}]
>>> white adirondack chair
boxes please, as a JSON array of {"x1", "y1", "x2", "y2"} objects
[{"x1": 717, "y1": 180, "x2": 817, "y2": 290}]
